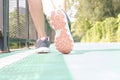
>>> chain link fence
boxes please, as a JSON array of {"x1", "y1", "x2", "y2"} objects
[
  {"x1": 9, "y1": 0, "x2": 37, "y2": 49},
  {"x1": 0, "y1": 0, "x2": 54, "y2": 52}
]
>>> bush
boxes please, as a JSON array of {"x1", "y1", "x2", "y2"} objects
[{"x1": 81, "y1": 16, "x2": 119, "y2": 42}]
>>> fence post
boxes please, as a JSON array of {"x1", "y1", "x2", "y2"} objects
[
  {"x1": 3, "y1": 0, "x2": 9, "y2": 52},
  {"x1": 0, "y1": 0, "x2": 3, "y2": 52},
  {"x1": 25, "y1": 0, "x2": 30, "y2": 48}
]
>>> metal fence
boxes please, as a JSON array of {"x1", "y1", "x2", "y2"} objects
[
  {"x1": 9, "y1": 0, "x2": 37, "y2": 49},
  {"x1": 0, "y1": 0, "x2": 9, "y2": 52},
  {"x1": 0, "y1": 0, "x2": 54, "y2": 52}
]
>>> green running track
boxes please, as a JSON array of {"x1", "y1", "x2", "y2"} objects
[{"x1": 0, "y1": 43, "x2": 120, "y2": 80}]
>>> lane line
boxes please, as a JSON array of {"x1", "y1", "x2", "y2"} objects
[{"x1": 0, "y1": 49, "x2": 36, "y2": 69}]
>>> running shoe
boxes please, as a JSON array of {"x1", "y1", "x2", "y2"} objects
[
  {"x1": 50, "y1": 9, "x2": 73, "y2": 54},
  {"x1": 35, "y1": 38, "x2": 50, "y2": 53}
]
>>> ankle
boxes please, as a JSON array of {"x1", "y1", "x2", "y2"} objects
[
  {"x1": 38, "y1": 37, "x2": 49, "y2": 41},
  {"x1": 40, "y1": 37, "x2": 46, "y2": 40}
]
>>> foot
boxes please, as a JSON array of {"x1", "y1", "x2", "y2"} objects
[
  {"x1": 50, "y1": 10, "x2": 73, "y2": 54},
  {"x1": 35, "y1": 38, "x2": 50, "y2": 53}
]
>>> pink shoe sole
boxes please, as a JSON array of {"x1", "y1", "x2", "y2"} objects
[{"x1": 50, "y1": 10, "x2": 73, "y2": 54}]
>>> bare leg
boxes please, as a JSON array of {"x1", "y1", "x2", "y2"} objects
[
  {"x1": 28, "y1": 0, "x2": 46, "y2": 39},
  {"x1": 60, "y1": 0, "x2": 66, "y2": 11}
]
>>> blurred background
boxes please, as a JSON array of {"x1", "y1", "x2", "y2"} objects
[
  {"x1": 66, "y1": 0, "x2": 120, "y2": 42},
  {"x1": 1, "y1": 0, "x2": 120, "y2": 51}
]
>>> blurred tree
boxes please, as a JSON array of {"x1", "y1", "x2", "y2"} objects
[
  {"x1": 117, "y1": 14, "x2": 120, "y2": 42},
  {"x1": 9, "y1": 9, "x2": 26, "y2": 39},
  {"x1": 70, "y1": 0, "x2": 120, "y2": 42},
  {"x1": 75, "y1": 0, "x2": 120, "y2": 22}
]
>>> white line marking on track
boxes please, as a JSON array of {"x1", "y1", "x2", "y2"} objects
[{"x1": 0, "y1": 50, "x2": 36, "y2": 69}]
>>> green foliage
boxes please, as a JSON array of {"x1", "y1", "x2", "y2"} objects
[
  {"x1": 117, "y1": 14, "x2": 120, "y2": 42},
  {"x1": 69, "y1": 0, "x2": 120, "y2": 42},
  {"x1": 66, "y1": 0, "x2": 77, "y2": 10},
  {"x1": 9, "y1": 42, "x2": 19, "y2": 49},
  {"x1": 9, "y1": 9, "x2": 27, "y2": 48},
  {"x1": 9, "y1": 9, "x2": 26, "y2": 38},
  {"x1": 9, "y1": 41, "x2": 34, "y2": 49},
  {"x1": 76, "y1": 0, "x2": 114, "y2": 22},
  {"x1": 71, "y1": 18, "x2": 92, "y2": 42},
  {"x1": 81, "y1": 17, "x2": 119, "y2": 42},
  {"x1": 112, "y1": 0, "x2": 120, "y2": 17}
]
